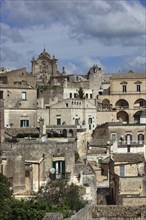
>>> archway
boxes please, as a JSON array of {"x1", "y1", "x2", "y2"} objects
[
  {"x1": 62, "y1": 129, "x2": 67, "y2": 137},
  {"x1": 134, "y1": 99, "x2": 146, "y2": 109},
  {"x1": 115, "y1": 99, "x2": 129, "y2": 109},
  {"x1": 68, "y1": 129, "x2": 73, "y2": 137},
  {"x1": 117, "y1": 111, "x2": 129, "y2": 123},
  {"x1": 133, "y1": 111, "x2": 143, "y2": 124},
  {"x1": 102, "y1": 99, "x2": 110, "y2": 110}
]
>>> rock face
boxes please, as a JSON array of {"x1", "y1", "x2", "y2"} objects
[{"x1": 42, "y1": 212, "x2": 63, "y2": 220}]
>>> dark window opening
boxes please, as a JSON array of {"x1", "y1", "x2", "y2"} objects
[
  {"x1": 137, "y1": 85, "x2": 141, "y2": 92},
  {"x1": 122, "y1": 85, "x2": 127, "y2": 93},
  {"x1": 20, "y1": 119, "x2": 29, "y2": 127}
]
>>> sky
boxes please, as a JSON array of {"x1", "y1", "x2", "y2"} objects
[{"x1": 0, "y1": 0, "x2": 146, "y2": 75}]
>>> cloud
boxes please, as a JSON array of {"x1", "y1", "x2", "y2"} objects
[
  {"x1": 121, "y1": 53, "x2": 146, "y2": 72},
  {"x1": 1, "y1": 46, "x2": 24, "y2": 69},
  {"x1": 1, "y1": 0, "x2": 145, "y2": 73},
  {"x1": 61, "y1": 56, "x2": 104, "y2": 75},
  {"x1": 2, "y1": 0, "x2": 145, "y2": 46},
  {"x1": 1, "y1": 23, "x2": 24, "y2": 43}
]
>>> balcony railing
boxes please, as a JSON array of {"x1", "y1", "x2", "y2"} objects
[
  {"x1": 115, "y1": 106, "x2": 129, "y2": 109},
  {"x1": 50, "y1": 172, "x2": 71, "y2": 180},
  {"x1": 110, "y1": 91, "x2": 146, "y2": 95},
  {"x1": 118, "y1": 141, "x2": 144, "y2": 147}
]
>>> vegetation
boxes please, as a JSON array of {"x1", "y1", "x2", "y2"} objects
[
  {"x1": 36, "y1": 179, "x2": 85, "y2": 217},
  {"x1": 0, "y1": 173, "x2": 85, "y2": 220},
  {"x1": 0, "y1": 173, "x2": 12, "y2": 220},
  {"x1": 77, "y1": 87, "x2": 85, "y2": 99}
]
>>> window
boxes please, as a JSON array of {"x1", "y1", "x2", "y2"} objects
[
  {"x1": 138, "y1": 134, "x2": 144, "y2": 144},
  {"x1": 74, "y1": 93, "x2": 77, "y2": 98},
  {"x1": 88, "y1": 118, "x2": 92, "y2": 124},
  {"x1": 120, "y1": 165, "x2": 125, "y2": 177},
  {"x1": 121, "y1": 102, "x2": 125, "y2": 107},
  {"x1": 75, "y1": 118, "x2": 79, "y2": 125},
  {"x1": 122, "y1": 85, "x2": 127, "y2": 93},
  {"x1": 0, "y1": 91, "x2": 3, "y2": 99},
  {"x1": 90, "y1": 94, "x2": 92, "y2": 99},
  {"x1": 139, "y1": 101, "x2": 144, "y2": 107},
  {"x1": 98, "y1": 158, "x2": 102, "y2": 164},
  {"x1": 53, "y1": 160, "x2": 65, "y2": 179},
  {"x1": 14, "y1": 81, "x2": 22, "y2": 85},
  {"x1": 86, "y1": 94, "x2": 88, "y2": 98},
  {"x1": 111, "y1": 133, "x2": 117, "y2": 142},
  {"x1": 20, "y1": 119, "x2": 29, "y2": 127},
  {"x1": 21, "y1": 92, "x2": 27, "y2": 100},
  {"x1": 88, "y1": 117, "x2": 92, "y2": 130},
  {"x1": 57, "y1": 118, "x2": 61, "y2": 125},
  {"x1": 137, "y1": 85, "x2": 141, "y2": 92},
  {"x1": 70, "y1": 93, "x2": 72, "y2": 98},
  {"x1": 65, "y1": 103, "x2": 68, "y2": 107},
  {"x1": 125, "y1": 134, "x2": 132, "y2": 145},
  {"x1": 56, "y1": 115, "x2": 61, "y2": 125}
]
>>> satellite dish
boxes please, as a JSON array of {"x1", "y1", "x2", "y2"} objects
[
  {"x1": 50, "y1": 168, "x2": 56, "y2": 174},
  {"x1": 41, "y1": 135, "x2": 47, "y2": 143}
]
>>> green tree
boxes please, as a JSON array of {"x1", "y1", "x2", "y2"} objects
[
  {"x1": 77, "y1": 87, "x2": 85, "y2": 99},
  {"x1": 10, "y1": 198, "x2": 49, "y2": 220},
  {"x1": 0, "y1": 173, "x2": 85, "y2": 219},
  {"x1": 37, "y1": 180, "x2": 86, "y2": 217},
  {"x1": 0, "y1": 173, "x2": 12, "y2": 220}
]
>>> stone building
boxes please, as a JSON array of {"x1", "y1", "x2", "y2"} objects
[
  {"x1": 91, "y1": 121, "x2": 146, "y2": 157},
  {"x1": 0, "y1": 139, "x2": 76, "y2": 196},
  {"x1": 72, "y1": 163, "x2": 97, "y2": 204},
  {"x1": 108, "y1": 122, "x2": 146, "y2": 155},
  {"x1": 37, "y1": 98, "x2": 97, "y2": 132},
  {"x1": 98, "y1": 71, "x2": 146, "y2": 124},
  {"x1": 31, "y1": 49, "x2": 60, "y2": 85},
  {"x1": 0, "y1": 91, "x2": 4, "y2": 143},
  {"x1": 110, "y1": 153, "x2": 146, "y2": 205},
  {"x1": 0, "y1": 84, "x2": 37, "y2": 128},
  {"x1": 0, "y1": 67, "x2": 36, "y2": 88}
]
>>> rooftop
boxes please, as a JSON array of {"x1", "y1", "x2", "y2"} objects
[
  {"x1": 111, "y1": 72, "x2": 146, "y2": 79},
  {"x1": 113, "y1": 153, "x2": 145, "y2": 163}
]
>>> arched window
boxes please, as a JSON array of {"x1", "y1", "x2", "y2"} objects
[
  {"x1": 133, "y1": 111, "x2": 143, "y2": 124},
  {"x1": 62, "y1": 129, "x2": 67, "y2": 137},
  {"x1": 125, "y1": 134, "x2": 132, "y2": 145},
  {"x1": 117, "y1": 111, "x2": 129, "y2": 123},
  {"x1": 138, "y1": 134, "x2": 144, "y2": 144},
  {"x1": 69, "y1": 129, "x2": 73, "y2": 137},
  {"x1": 75, "y1": 118, "x2": 79, "y2": 125},
  {"x1": 115, "y1": 99, "x2": 129, "y2": 109}
]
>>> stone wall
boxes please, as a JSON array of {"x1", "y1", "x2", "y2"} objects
[
  {"x1": 1, "y1": 140, "x2": 75, "y2": 194},
  {"x1": 65, "y1": 205, "x2": 92, "y2": 220},
  {"x1": 119, "y1": 177, "x2": 143, "y2": 196},
  {"x1": 122, "y1": 197, "x2": 146, "y2": 206},
  {"x1": 65, "y1": 205, "x2": 146, "y2": 220}
]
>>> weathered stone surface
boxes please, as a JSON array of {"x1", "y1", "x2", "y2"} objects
[
  {"x1": 65, "y1": 205, "x2": 146, "y2": 220},
  {"x1": 42, "y1": 212, "x2": 63, "y2": 220}
]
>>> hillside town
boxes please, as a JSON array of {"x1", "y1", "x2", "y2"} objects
[{"x1": 0, "y1": 49, "x2": 146, "y2": 219}]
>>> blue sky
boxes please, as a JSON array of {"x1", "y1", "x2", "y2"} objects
[{"x1": 0, "y1": 0, "x2": 146, "y2": 74}]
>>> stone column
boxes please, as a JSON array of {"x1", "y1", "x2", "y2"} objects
[{"x1": 13, "y1": 155, "x2": 26, "y2": 194}]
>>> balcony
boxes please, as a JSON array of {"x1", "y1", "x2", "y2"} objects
[
  {"x1": 118, "y1": 141, "x2": 144, "y2": 148},
  {"x1": 115, "y1": 106, "x2": 129, "y2": 110},
  {"x1": 50, "y1": 172, "x2": 71, "y2": 180}
]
